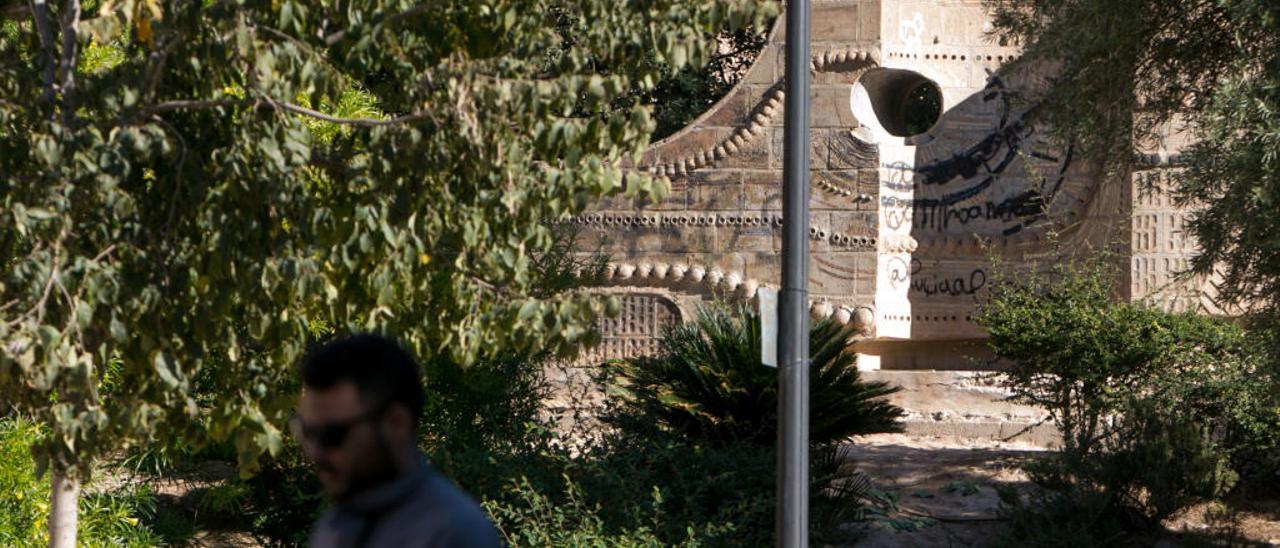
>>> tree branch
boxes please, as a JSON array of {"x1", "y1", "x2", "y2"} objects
[
  {"x1": 27, "y1": 0, "x2": 56, "y2": 104},
  {"x1": 12, "y1": 261, "x2": 59, "y2": 328},
  {"x1": 56, "y1": 0, "x2": 80, "y2": 126},
  {"x1": 136, "y1": 98, "x2": 243, "y2": 117},
  {"x1": 274, "y1": 100, "x2": 429, "y2": 127},
  {"x1": 54, "y1": 274, "x2": 82, "y2": 347},
  {"x1": 132, "y1": 97, "x2": 431, "y2": 128},
  {"x1": 150, "y1": 115, "x2": 188, "y2": 233},
  {"x1": 90, "y1": 244, "x2": 116, "y2": 264}
]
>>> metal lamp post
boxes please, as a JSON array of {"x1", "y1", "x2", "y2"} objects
[{"x1": 777, "y1": 0, "x2": 811, "y2": 546}]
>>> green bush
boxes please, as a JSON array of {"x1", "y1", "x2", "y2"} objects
[
  {"x1": 237, "y1": 444, "x2": 326, "y2": 546},
  {"x1": 0, "y1": 416, "x2": 165, "y2": 547},
  {"x1": 484, "y1": 475, "x2": 725, "y2": 547},
  {"x1": 995, "y1": 484, "x2": 1128, "y2": 548},
  {"x1": 1098, "y1": 401, "x2": 1237, "y2": 521},
  {"x1": 458, "y1": 429, "x2": 869, "y2": 547},
  {"x1": 0, "y1": 417, "x2": 46, "y2": 545},
  {"x1": 605, "y1": 305, "x2": 904, "y2": 445},
  {"x1": 979, "y1": 252, "x2": 1280, "y2": 539},
  {"x1": 1024, "y1": 400, "x2": 1238, "y2": 528},
  {"x1": 420, "y1": 352, "x2": 550, "y2": 459}
]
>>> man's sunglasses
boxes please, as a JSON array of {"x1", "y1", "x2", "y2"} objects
[{"x1": 289, "y1": 405, "x2": 386, "y2": 449}]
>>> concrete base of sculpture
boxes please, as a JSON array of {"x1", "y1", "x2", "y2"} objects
[{"x1": 863, "y1": 370, "x2": 1059, "y2": 446}]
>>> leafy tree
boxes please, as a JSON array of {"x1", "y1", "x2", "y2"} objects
[
  {"x1": 640, "y1": 25, "x2": 770, "y2": 140},
  {"x1": 986, "y1": 0, "x2": 1280, "y2": 313},
  {"x1": 0, "y1": 0, "x2": 775, "y2": 545}
]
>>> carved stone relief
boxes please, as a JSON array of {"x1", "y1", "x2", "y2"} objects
[{"x1": 572, "y1": 292, "x2": 683, "y2": 366}]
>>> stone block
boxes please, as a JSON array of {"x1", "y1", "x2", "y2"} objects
[
  {"x1": 829, "y1": 210, "x2": 878, "y2": 235},
  {"x1": 743, "y1": 182, "x2": 783, "y2": 209},
  {"x1": 690, "y1": 182, "x2": 746, "y2": 211},
  {"x1": 860, "y1": 0, "x2": 882, "y2": 42},
  {"x1": 808, "y1": 2, "x2": 860, "y2": 41},
  {"x1": 700, "y1": 91, "x2": 753, "y2": 129},
  {"x1": 743, "y1": 45, "x2": 780, "y2": 85},
  {"x1": 595, "y1": 189, "x2": 686, "y2": 212},
  {"x1": 740, "y1": 168, "x2": 782, "y2": 185},
  {"x1": 716, "y1": 127, "x2": 771, "y2": 169},
  {"x1": 603, "y1": 230, "x2": 666, "y2": 254},
  {"x1": 718, "y1": 228, "x2": 778, "y2": 255},
  {"x1": 810, "y1": 128, "x2": 832, "y2": 169},
  {"x1": 828, "y1": 130, "x2": 879, "y2": 169},
  {"x1": 661, "y1": 226, "x2": 716, "y2": 254},
  {"x1": 811, "y1": 170, "x2": 870, "y2": 211},
  {"x1": 687, "y1": 167, "x2": 740, "y2": 185},
  {"x1": 848, "y1": 254, "x2": 879, "y2": 295},
  {"x1": 810, "y1": 260, "x2": 858, "y2": 296},
  {"x1": 779, "y1": 3, "x2": 861, "y2": 43},
  {"x1": 769, "y1": 127, "x2": 839, "y2": 170},
  {"x1": 810, "y1": 84, "x2": 860, "y2": 129},
  {"x1": 743, "y1": 251, "x2": 782, "y2": 283}
]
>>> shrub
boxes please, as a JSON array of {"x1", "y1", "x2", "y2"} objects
[
  {"x1": 0, "y1": 416, "x2": 165, "y2": 547},
  {"x1": 466, "y1": 431, "x2": 869, "y2": 547},
  {"x1": 604, "y1": 305, "x2": 904, "y2": 446},
  {"x1": 979, "y1": 252, "x2": 1280, "y2": 538},
  {"x1": 0, "y1": 417, "x2": 46, "y2": 545},
  {"x1": 237, "y1": 445, "x2": 325, "y2": 547},
  {"x1": 420, "y1": 352, "x2": 550, "y2": 460},
  {"x1": 995, "y1": 484, "x2": 1128, "y2": 548},
  {"x1": 1024, "y1": 400, "x2": 1238, "y2": 528},
  {"x1": 483, "y1": 475, "x2": 721, "y2": 548}
]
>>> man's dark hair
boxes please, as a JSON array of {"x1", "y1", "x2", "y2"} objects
[{"x1": 301, "y1": 333, "x2": 424, "y2": 424}]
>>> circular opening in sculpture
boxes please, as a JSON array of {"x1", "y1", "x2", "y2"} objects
[
  {"x1": 901, "y1": 81, "x2": 942, "y2": 135},
  {"x1": 850, "y1": 68, "x2": 943, "y2": 138}
]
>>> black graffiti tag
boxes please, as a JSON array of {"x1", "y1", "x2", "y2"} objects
[{"x1": 909, "y1": 259, "x2": 988, "y2": 297}]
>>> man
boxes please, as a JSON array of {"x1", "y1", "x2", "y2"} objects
[{"x1": 293, "y1": 333, "x2": 503, "y2": 547}]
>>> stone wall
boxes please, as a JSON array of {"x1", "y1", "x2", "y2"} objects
[{"x1": 562, "y1": 0, "x2": 1225, "y2": 440}]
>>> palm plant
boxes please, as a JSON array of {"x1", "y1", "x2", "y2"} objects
[{"x1": 604, "y1": 305, "x2": 904, "y2": 445}]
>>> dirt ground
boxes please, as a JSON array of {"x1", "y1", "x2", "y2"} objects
[{"x1": 843, "y1": 434, "x2": 1280, "y2": 548}]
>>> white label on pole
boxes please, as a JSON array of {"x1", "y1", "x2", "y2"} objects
[{"x1": 759, "y1": 287, "x2": 779, "y2": 368}]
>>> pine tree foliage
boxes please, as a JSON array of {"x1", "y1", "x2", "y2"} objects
[{"x1": 987, "y1": 0, "x2": 1280, "y2": 312}]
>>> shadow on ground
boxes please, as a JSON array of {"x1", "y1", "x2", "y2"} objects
[
  {"x1": 843, "y1": 434, "x2": 1047, "y2": 547},
  {"x1": 842, "y1": 434, "x2": 1280, "y2": 547}
]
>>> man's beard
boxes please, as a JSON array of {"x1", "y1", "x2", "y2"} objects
[{"x1": 336, "y1": 430, "x2": 403, "y2": 501}]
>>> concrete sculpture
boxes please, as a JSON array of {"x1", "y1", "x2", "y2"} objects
[{"x1": 567, "y1": 0, "x2": 1215, "y2": 438}]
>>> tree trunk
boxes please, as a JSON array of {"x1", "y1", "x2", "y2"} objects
[{"x1": 48, "y1": 471, "x2": 78, "y2": 548}]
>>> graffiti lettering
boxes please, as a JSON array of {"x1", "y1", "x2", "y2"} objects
[
  {"x1": 910, "y1": 191, "x2": 1045, "y2": 232},
  {"x1": 885, "y1": 208, "x2": 912, "y2": 230},
  {"x1": 886, "y1": 256, "x2": 910, "y2": 290},
  {"x1": 908, "y1": 260, "x2": 987, "y2": 297}
]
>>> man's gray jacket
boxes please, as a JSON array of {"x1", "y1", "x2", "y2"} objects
[{"x1": 309, "y1": 457, "x2": 502, "y2": 547}]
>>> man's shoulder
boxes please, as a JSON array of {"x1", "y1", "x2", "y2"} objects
[
  {"x1": 393, "y1": 469, "x2": 501, "y2": 546},
  {"x1": 309, "y1": 466, "x2": 503, "y2": 547}
]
